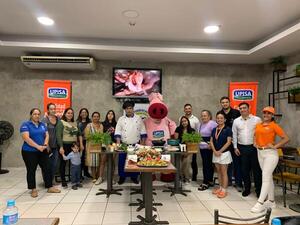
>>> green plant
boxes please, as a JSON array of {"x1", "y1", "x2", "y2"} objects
[
  {"x1": 296, "y1": 64, "x2": 300, "y2": 76},
  {"x1": 288, "y1": 86, "x2": 300, "y2": 95},
  {"x1": 182, "y1": 132, "x2": 202, "y2": 143},
  {"x1": 270, "y1": 56, "x2": 287, "y2": 66},
  {"x1": 86, "y1": 132, "x2": 112, "y2": 145}
]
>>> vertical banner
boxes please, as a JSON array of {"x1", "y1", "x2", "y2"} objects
[
  {"x1": 229, "y1": 82, "x2": 258, "y2": 115},
  {"x1": 44, "y1": 80, "x2": 72, "y2": 117}
]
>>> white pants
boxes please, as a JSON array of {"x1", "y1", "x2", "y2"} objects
[{"x1": 257, "y1": 149, "x2": 279, "y2": 203}]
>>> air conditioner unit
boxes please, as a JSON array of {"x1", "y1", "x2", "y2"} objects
[{"x1": 20, "y1": 56, "x2": 96, "y2": 71}]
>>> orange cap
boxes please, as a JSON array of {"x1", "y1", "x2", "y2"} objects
[{"x1": 262, "y1": 106, "x2": 275, "y2": 114}]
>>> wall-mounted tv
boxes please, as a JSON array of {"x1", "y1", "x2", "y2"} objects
[{"x1": 112, "y1": 68, "x2": 162, "y2": 98}]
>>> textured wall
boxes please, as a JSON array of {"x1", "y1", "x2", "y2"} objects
[{"x1": 0, "y1": 57, "x2": 269, "y2": 166}]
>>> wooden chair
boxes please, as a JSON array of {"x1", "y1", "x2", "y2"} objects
[
  {"x1": 273, "y1": 147, "x2": 300, "y2": 207},
  {"x1": 214, "y1": 208, "x2": 272, "y2": 224}
]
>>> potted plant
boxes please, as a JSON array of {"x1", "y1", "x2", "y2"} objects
[
  {"x1": 295, "y1": 64, "x2": 300, "y2": 76},
  {"x1": 182, "y1": 132, "x2": 202, "y2": 153},
  {"x1": 86, "y1": 132, "x2": 112, "y2": 153},
  {"x1": 270, "y1": 56, "x2": 287, "y2": 72},
  {"x1": 288, "y1": 86, "x2": 300, "y2": 103}
]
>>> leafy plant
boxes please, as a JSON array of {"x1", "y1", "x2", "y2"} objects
[
  {"x1": 288, "y1": 86, "x2": 300, "y2": 95},
  {"x1": 182, "y1": 132, "x2": 202, "y2": 143},
  {"x1": 86, "y1": 132, "x2": 112, "y2": 146},
  {"x1": 270, "y1": 56, "x2": 287, "y2": 66}
]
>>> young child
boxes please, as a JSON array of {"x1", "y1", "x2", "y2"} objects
[{"x1": 62, "y1": 144, "x2": 82, "y2": 190}]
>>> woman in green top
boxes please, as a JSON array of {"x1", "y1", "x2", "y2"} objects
[{"x1": 56, "y1": 107, "x2": 84, "y2": 187}]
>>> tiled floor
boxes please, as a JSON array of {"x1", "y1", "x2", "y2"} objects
[{"x1": 0, "y1": 168, "x2": 299, "y2": 225}]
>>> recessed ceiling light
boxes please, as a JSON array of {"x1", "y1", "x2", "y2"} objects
[
  {"x1": 37, "y1": 17, "x2": 54, "y2": 26},
  {"x1": 122, "y1": 10, "x2": 139, "y2": 18},
  {"x1": 204, "y1": 25, "x2": 220, "y2": 34}
]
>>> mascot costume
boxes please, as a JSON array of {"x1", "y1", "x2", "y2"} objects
[{"x1": 144, "y1": 92, "x2": 176, "y2": 182}]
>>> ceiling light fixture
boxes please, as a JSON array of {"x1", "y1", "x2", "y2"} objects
[
  {"x1": 122, "y1": 10, "x2": 139, "y2": 27},
  {"x1": 204, "y1": 25, "x2": 220, "y2": 34},
  {"x1": 37, "y1": 17, "x2": 54, "y2": 26}
]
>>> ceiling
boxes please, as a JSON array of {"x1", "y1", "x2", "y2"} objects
[{"x1": 0, "y1": 0, "x2": 300, "y2": 63}]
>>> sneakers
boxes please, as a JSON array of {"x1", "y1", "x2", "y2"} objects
[
  {"x1": 212, "y1": 187, "x2": 222, "y2": 195},
  {"x1": 77, "y1": 183, "x2": 83, "y2": 188},
  {"x1": 217, "y1": 190, "x2": 227, "y2": 198},
  {"x1": 118, "y1": 177, "x2": 126, "y2": 185},
  {"x1": 251, "y1": 202, "x2": 266, "y2": 213},
  {"x1": 131, "y1": 178, "x2": 139, "y2": 184},
  {"x1": 264, "y1": 200, "x2": 276, "y2": 209},
  {"x1": 62, "y1": 181, "x2": 68, "y2": 188},
  {"x1": 242, "y1": 190, "x2": 250, "y2": 197},
  {"x1": 31, "y1": 189, "x2": 38, "y2": 198},
  {"x1": 72, "y1": 185, "x2": 78, "y2": 190},
  {"x1": 95, "y1": 177, "x2": 104, "y2": 185},
  {"x1": 47, "y1": 187, "x2": 61, "y2": 193}
]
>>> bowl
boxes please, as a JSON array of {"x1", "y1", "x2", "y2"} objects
[
  {"x1": 151, "y1": 140, "x2": 166, "y2": 146},
  {"x1": 167, "y1": 139, "x2": 180, "y2": 146}
]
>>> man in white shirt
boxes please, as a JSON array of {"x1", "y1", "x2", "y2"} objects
[
  {"x1": 179, "y1": 104, "x2": 200, "y2": 181},
  {"x1": 232, "y1": 102, "x2": 262, "y2": 197},
  {"x1": 115, "y1": 101, "x2": 147, "y2": 185}
]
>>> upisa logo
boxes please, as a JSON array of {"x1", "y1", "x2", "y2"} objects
[
  {"x1": 233, "y1": 89, "x2": 253, "y2": 101},
  {"x1": 48, "y1": 88, "x2": 68, "y2": 99}
]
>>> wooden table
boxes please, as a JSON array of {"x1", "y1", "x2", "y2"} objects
[
  {"x1": 96, "y1": 150, "x2": 123, "y2": 197},
  {"x1": 15, "y1": 218, "x2": 59, "y2": 225},
  {"x1": 125, "y1": 161, "x2": 176, "y2": 225}
]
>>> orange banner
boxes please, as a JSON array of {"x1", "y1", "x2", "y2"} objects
[
  {"x1": 229, "y1": 82, "x2": 258, "y2": 115},
  {"x1": 44, "y1": 80, "x2": 72, "y2": 117}
]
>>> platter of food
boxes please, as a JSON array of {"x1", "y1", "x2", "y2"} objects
[{"x1": 137, "y1": 159, "x2": 169, "y2": 167}]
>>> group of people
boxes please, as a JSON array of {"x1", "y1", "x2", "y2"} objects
[{"x1": 20, "y1": 96, "x2": 289, "y2": 213}]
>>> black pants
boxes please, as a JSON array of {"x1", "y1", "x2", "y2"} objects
[
  {"x1": 22, "y1": 150, "x2": 52, "y2": 189},
  {"x1": 200, "y1": 148, "x2": 214, "y2": 184},
  {"x1": 191, "y1": 153, "x2": 198, "y2": 179},
  {"x1": 228, "y1": 144, "x2": 243, "y2": 187},
  {"x1": 238, "y1": 144, "x2": 262, "y2": 195},
  {"x1": 59, "y1": 143, "x2": 72, "y2": 182},
  {"x1": 81, "y1": 140, "x2": 89, "y2": 176}
]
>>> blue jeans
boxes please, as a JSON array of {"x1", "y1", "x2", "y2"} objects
[
  {"x1": 71, "y1": 164, "x2": 81, "y2": 185},
  {"x1": 200, "y1": 148, "x2": 214, "y2": 184},
  {"x1": 49, "y1": 148, "x2": 58, "y2": 181}
]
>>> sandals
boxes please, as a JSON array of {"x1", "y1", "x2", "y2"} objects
[{"x1": 198, "y1": 183, "x2": 209, "y2": 191}]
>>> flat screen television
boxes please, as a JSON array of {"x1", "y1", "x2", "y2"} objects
[{"x1": 112, "y1": 68, "x2": 162, "y2": 98}]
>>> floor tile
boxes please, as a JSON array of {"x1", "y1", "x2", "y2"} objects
[
  {"x1": 48, "y1": 212, "x2": 77, "y2": 224},
  {"x1": 52, "y1": 203, "x2": 82, "y2": 213},
  {"x1": 102, "y1": 212, "x2": 131, "y2": 224},
  {"x1": 158, "y1": 211, "x2": 189, "y2": 223},
  {"x1": 73, "y1": 212, "x2": 104, "y2": 224}
]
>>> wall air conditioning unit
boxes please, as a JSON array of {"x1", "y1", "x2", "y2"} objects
[{"x1": 20, "y1": 56, "x2": 96, "y2": 71}]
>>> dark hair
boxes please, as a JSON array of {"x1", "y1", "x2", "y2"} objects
[
  {"x1": 201, "y1": 110, "x2": 212, "y2": 120},
  {"x1": 61, "y1": 107, "x2": 75, "y2": 122},
  {"x1": 184, "y1": 103, "x2": 192, "y2": 108},
  {"x1": 238, "y1": 102, "x2": 249, "y2": 108},
  {"x1": 220, "y1": 96, "x2": 230, "y2": 102},
  {"x1": 179, "y1": 116, "x2": 194, "y2": 132},
  {"x1": 216, "y1": 111, "x2": 226, "y2": 118},
  {"x1": 30, "y1": 108, "x2": 41, "y2": 116},
  {"x1": 47, "y1": 103, "x2": 56, "y2": 110},
  {"x1": 91, "y1": 111, "x2": 100, "y2": 118},
  {"x1": 76, "y1": 108, "x2": 91, "y2": 123},
  {"x1": 122, "y1": 101, "x2": 135, "y2": 109},
  {"x1": 29, "y1": 108, "x2": 41, "y2": 120},
  {"x1": 103, "y1": 110, "x2": 117, "y2": 126}
]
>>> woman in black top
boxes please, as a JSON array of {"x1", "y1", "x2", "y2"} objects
[
  {"x1": 174, "y1": 116, "x2": 195, "y2": 183},
  {"x1": 102, "y1": 110, "x2": 117, "y2": 183},
  {"x1": 76, "y1": 108, "x2": 92, "y2": 178},
  {"x1": 102, "y1": 110, "x2": 117, "y2": 141}
]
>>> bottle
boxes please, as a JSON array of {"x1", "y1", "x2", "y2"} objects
[
  {"x1": 271, "y1": 218, "x2": 281, "y2": 225},
  {"x1": 2, "y1": 199, "x2": 18, "y2": 225}
]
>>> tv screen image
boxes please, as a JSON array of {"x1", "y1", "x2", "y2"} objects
[{"x1": 113, "y1": 68, "x2": 162, "y2": 98}]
